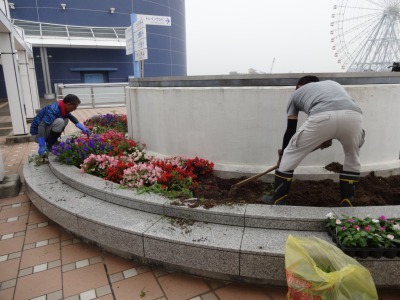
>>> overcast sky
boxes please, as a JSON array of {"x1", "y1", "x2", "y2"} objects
[{"x1": 185, "y1": 0, "x2": 343, "y2": 75}]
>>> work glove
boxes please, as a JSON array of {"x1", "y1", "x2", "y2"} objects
[
  {"x1": 76, "y1": 122, "x2": 91, "y2": 136},
  {"x1": 38, "y1": 137, "x2": 47, "y2": 156}
]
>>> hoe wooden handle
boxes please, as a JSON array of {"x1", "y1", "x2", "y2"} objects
[{"x1": 228, "y1": 164, "x2": 278, "y2": 197}]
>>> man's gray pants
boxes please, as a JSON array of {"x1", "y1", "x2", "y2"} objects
[
  {"x1": 279, "y1": 110, "x2": 364, "y2": 173},
  {"x1": 33, "y1": 118, "x2": 69, "y2": 142}
]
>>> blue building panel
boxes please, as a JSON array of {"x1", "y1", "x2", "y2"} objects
[{"x1": 0, "y1": 0, "x2": 186, "y2": 98}]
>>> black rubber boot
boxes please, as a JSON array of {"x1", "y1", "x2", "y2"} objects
[
  {"x1": 261, "y1": 170, "x2": 293, "y2": 205},
  {"x1": 45, "y1": 130, "x2": 62, "y2": 150},
  {"x1": 340, "y1": 172, "x2": 360, "y2": 207}
]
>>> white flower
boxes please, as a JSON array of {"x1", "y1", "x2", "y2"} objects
[
  {"x1": 336, "y1": 219, "x2": 342, "y2": 225},
  {"x1": 393, "y1": 224, "x2": 400, "y2": 231},
  {"x1": 326, "y1": 212, "x2": 335, "y2": 219},
  {"x1": 387, "y1": 234, "x2": 394, "y2": 240},
  {"x1": 372, "y1": 219, "x2": 379, "y2": 223}
]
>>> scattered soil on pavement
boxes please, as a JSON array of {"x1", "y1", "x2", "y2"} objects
[{"x1": 173, "y1": 162, "x2": 400, "y2": 208}]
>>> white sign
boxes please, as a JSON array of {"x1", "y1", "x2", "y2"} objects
[
  {"x1": 134, "y1": 27, "x2": 146, "y2": 42},
  {"x1": 134, "y1": 39, "x2": 147, "y2": 52},
  {"x1": 138, "y1": 14, "x2": 171, "y2": 26},
  {"x1": 135, "y1": 49, "x2": 148, "y2": 61},
  {"x1": 125, "y1": 26, "x2": 133, "y2": 55},
  {"x1": 133, "y1": 18, "x2": 145, "y2": 32}
]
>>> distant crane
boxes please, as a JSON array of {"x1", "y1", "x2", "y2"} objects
[{"x1": 269, "y1": 57, "x2": 275, "y2": 74}]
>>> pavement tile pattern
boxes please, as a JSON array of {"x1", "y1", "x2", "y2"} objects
[{"x1": 0, "y1": 103, "x2": 398, "y2": 299}]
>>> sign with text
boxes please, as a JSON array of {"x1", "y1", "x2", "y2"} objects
[
  {"x1": 133, "y1": 27, "x2": 146, "y2": 41},
  {"x1": 134, "y1": 49, "x2": 148, "y2": 61},
  {"x1": 138, "y1": 14, "x2": 171, "y2": 26},
  {"x1": 125, "y1": 26, "x2": 133, "y2": 55},
  {"x1": 129, "y1": 13, "x2": 172, "y2": 74},
  {"x1": 134, "y1": 39, "x2": 147, "y2": 52},
  {"x1": 133, "y1": 18, "x2": 145, "y2": 32}
]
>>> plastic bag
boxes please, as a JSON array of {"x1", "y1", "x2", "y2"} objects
[{"x1": 285, "y1": 235, "x2": 378, "y2": 300}]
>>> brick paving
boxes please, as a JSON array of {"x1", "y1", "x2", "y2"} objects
[{"x1": 0, "y1": 103, "x2": 398, "y2": 299}]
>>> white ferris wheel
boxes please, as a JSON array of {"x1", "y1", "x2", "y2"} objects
[{"x1": 331, "y1": 0, "x2": 400, "y2": 72}]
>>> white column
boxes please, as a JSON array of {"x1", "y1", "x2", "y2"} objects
[
  {"x1": 28, "y1": 56, "x2": 41, "y2": 111},
  {"x1": 0, "y1": 32, "x2": 29, "y2": 135},
  {"x1": 40, "y1": 47, "x2": 55, "y2": 99},
  {"x1": 18, "y1": 50, "x2": 37, "y2": 118}
]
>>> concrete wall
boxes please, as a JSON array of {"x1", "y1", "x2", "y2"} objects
[{"x1": 126, "y1": 84, "x2": 400, "y2": 179}]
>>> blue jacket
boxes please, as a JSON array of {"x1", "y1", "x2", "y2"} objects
[{"x1": 30, "y1": 102, "x2": 74, "y2": 135}]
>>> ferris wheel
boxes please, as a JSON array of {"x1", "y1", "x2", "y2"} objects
[{"x1": 330, "y1": 0, "x2": 400, "y2": 72}]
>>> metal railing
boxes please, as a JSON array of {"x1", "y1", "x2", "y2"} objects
[
  {"x1": 12, "y1": 19, "x2": 127, "y2": 40},
  {"x1": 55, "y1": 83, "x2": 128, "y2": 108}
]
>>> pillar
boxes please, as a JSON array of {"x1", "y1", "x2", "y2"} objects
[
  {"x1": 28, "y1": 56, "x2": 41, "y2": 110},
  {"x1": 18, "y1": 50, "x2": 40, "y2": 118},
  {"x1": 40, "y1": 47, "x2": 55, "y2": 99},
  {"x1": 0, "y1": 32, "x2": 28, "y2": 135}
]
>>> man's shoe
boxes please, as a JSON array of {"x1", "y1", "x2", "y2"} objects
[
  {"x1": 260, "y1": 170, "x2": 293, "y2": 205},
  {"x1": 260, "y1": 192, "x2": 288, "y2": 205},
  {"x1": 339, "y1": 172, "x2": 360, "y2": 207}
]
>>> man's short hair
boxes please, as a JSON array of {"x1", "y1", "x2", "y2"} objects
[
  {"x1": 63, "y1": 94, "x2": 81, "y2": 106},
  {"x1": 297, "y1": 75, "x2": 320, "y2": 86}
]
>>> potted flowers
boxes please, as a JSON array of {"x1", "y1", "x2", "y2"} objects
[{"x1": 326, "y1": 213, "x2": 400, "y2": 258}]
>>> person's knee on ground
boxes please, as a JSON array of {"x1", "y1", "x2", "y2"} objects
[
  {"x1": 339, "y1": 171, "x2": 360, "y2": 207},
  {"x1": 261, "y1": 170, "x2": 293, "y2": 205}
]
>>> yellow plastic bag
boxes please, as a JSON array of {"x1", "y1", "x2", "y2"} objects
[{"x1": 285, "y1": 235, "x2": 378, "y2": 300}]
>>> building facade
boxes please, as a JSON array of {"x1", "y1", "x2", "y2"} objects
[{"x1": 0, "y1": 0, "x2": 186, "y2": 98}]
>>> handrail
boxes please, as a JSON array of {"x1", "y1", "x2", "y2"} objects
[{"x1": 55, "y1": 82, "x2": 128, "y2": 108}]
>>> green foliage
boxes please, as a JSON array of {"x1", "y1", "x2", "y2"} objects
[
  {"x1": 137, "y1": 182, "x2": 194, "y2": 199},
  {"x1": 28, "y1": 154, "x2": 48, "y2": 166}
]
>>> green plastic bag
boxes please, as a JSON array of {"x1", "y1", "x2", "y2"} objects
[{"x1": 285, "y1": 235, "x2": 378, "y2": 300}]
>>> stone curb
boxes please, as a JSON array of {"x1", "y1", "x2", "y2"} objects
[
  {"x1": 48, "y1": 156, "x2": 400, "y2": 231},
  {"x1": 23, "y1": 160, "x2": 400, "y2": 287}
]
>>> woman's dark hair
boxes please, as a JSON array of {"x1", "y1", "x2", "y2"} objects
[
  {"x1": 296, "y1": 75, "x2": 320, "y2": 86},
  {"x1": 63, "y1": 94, "x2": 81, "y2": 105}
]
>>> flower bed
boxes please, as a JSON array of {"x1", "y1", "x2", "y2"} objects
[
  {"x1": 83, "y1": 113, "x2": 127, "y2": 134},
  {"x1": 52, "y1": 114, "x2": 214, "y2": 199},
  {"x1": 326, "y1": 213, "x2": 400, "y2": 258}
]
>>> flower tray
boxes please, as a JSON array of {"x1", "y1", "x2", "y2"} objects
[{"x1": 327, "y1": 228, "x2": 400, "y2": 259}]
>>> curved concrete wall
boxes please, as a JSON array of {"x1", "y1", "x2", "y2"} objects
[{"x1": 126, "y1": 84, "x2": 400, "y2": 179}]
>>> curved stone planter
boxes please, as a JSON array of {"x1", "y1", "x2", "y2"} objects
[{"x1": 24, "y1": 157, "x2": 400, "y2": 287}]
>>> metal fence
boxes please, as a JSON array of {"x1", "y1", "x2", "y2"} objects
[{"x1": 55, "y1": 83, "x2": 128, "y2": 108}]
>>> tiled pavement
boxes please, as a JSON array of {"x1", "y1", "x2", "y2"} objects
[{"x1": 0, "y1": 104, "x2": 399, "y2": 299}]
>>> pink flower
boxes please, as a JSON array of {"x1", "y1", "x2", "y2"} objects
[
  {"x1": 347, "y1": 219, "x2": 355, "y2": 223},
  {"x1": 335, "y1": 219, "x2": 342, "y2": 225},
  {"x1": 364, "y1": 226, "x2": 371, "y2": 231},
  {"x1": 387, "y1": 234, "x2": 394, "y2": 240},
  {"x1": 379, "y1": 226, "x2": 386, "y2": 231},
  {"x1": 379, "y1": 215, "x2": 387, "y2": 221},
  {"x1": 353, "y1": 225, "x2": 360, "y2": 231},
  {"x1": 341, "y1": 226, "x2": 346, "y2": 231}
]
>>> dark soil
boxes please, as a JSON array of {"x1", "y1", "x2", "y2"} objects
[{"x1": 172, "y1": 162, "x2": 400, "y2": 208}]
